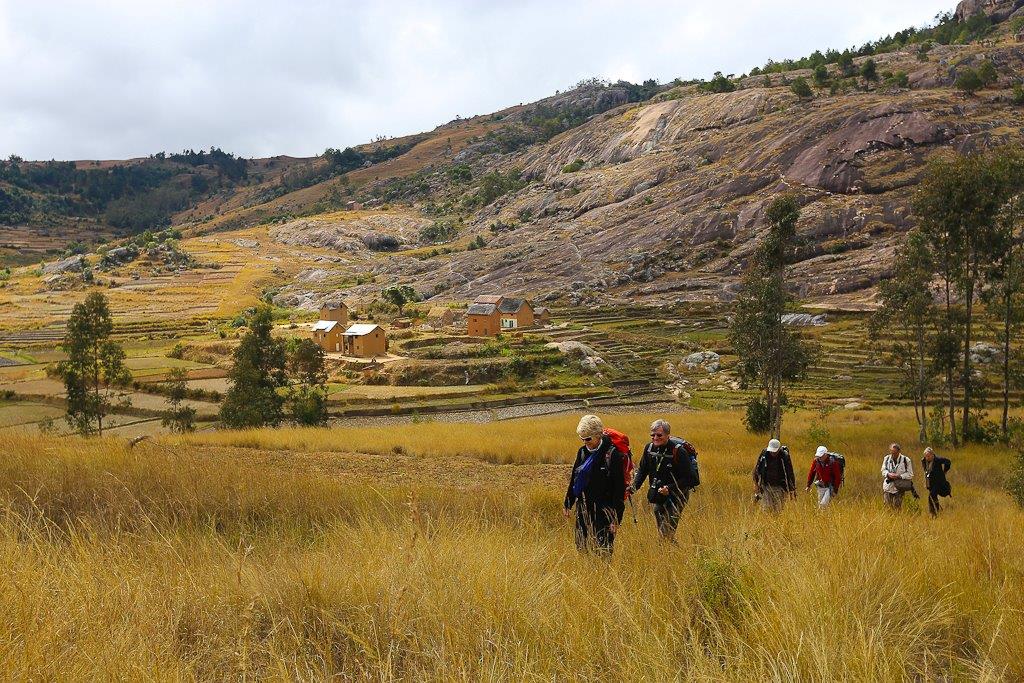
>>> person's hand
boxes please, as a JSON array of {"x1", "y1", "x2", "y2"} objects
[
  {"x1": 804, "y1": 486, "x2": 811, "y2": 493},
  {"x1": 626, "y1": 485, "x2": 635, "y2": 495},
  {"x1": 562, "y1": 507, "x2": 570, "y2": 519},
  {"x1": 610, "y1": 523, "x2": 618, "y2": 535},
  {"x1": 658, "y1": 485, "x2": 669, "y2": 495}
]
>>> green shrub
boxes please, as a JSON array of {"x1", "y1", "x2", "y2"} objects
[
  {"x1": 956, "y1": 68, "x2": 984, "y2": 94},
  {"x1": 790, "y1": 77, "x2": 813, "y2": 99},
  {"x1": 1012, "y1": 83, "x2": 1024, "y2": 106},
  {"x1": 700, "y1": 71, "x2": 736, "y2": 94},
  {"x1": 977, "y1": 60, "x2": 998, "y2": 86},
  {"x1": 860, "y1": 59, "x2": 878, "y2": 83},
  {"x1": 813, "y1": 64, "x2": 829, "y2": 86},
  {"x1": 562, "y1": 159, "x2": 585, "y2": 173},
  {"x1": 744, "y1": 397, "x2": 772, "y2": 433},
  {"x1": 419, "y1": 219, "x2": 459, "y2": 244}
]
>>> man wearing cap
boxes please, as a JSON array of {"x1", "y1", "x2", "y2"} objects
[
  {"x1": 805, "y1": 445, "x2": 842, "y2": 509},
  {"x1": 752, "y1": 438, "x2": 796, "y2": 513}
]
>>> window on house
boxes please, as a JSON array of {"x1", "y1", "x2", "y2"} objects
[{"x1": 501, "y1": 318, "x2": 517, "y2": 329}]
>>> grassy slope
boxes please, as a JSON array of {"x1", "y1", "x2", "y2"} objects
[{"x1": 1, "y1": 408, "x2": 1021, "y2": 679}]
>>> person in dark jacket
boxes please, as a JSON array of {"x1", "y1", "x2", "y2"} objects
[
  {"x1": 753, "y1": 438, "x2": 796, "y2": 513},
  {"x1": 922, "y1": 447, "x2": 952, "y2": 517},
  {"x1": 563, "y1": 415, "x2": 626, "y2": 555},
  {"x1": 630, "y1": 419, "x2": 694, "y2": 540}
]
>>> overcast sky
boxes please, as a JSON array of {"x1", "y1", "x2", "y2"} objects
[{"x1": 0, "y1": 0, "x2": 953, "y2": 161}]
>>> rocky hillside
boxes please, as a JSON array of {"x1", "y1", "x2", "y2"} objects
[{"x1": 8, "y1": 0, "x2": 1024, "y2": 312}]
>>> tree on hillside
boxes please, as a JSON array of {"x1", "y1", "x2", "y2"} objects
[
  {"x1": 57, "y1": 291, "x2": 131, "y2": 436},
  {"x1": 813, "y1": 64, "x2": 829, "y2": 87},
  {"x1": 790, "y1": 77, "x2": 813, "y2": 99},
  {"x1": 870, "y1": 230, "x2": 937, "y2": 443},
  {"x1": 860, "y1": 59, "x2": 878, "y2": 85},
  {"x1": 161, "y1": 366, "x2": 196, "y2": 433},
  {"x1": 286, "y1": 338, "x2": 329, "y2": 426},
  {"x1": 730, "y1": 195, "x2": 813, "y2": 437},
  {"x1": 977, "y1": 60, "x2": 998, "y2": 87},
  {"x1": 382, "y1": 285, "x2": 418, "y2": 314},
  {"x1": 913, "y1": 147, "x2": 1024, "y2": 443},
  {"x1": 983, "y1": 193, "x2": 1024, "y2": 439},
  {"x1": 700, "y1": 71, "x2": 736, "y2": 94},
  {"x1": 219, "y1": 306, "x2": 287, "y2": 428},
  {"x1": 955, "y1": 68, "x2": 984, "y2": 95},
  {"x1": 837, "y1": 51, "x2": 855, "y2": 77}
]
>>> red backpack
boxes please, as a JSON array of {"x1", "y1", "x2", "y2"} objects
[{"x1": 603, "y1": 428, "x2": 635, "y2": 500}]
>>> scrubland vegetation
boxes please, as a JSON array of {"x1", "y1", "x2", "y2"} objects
[{"x1": 2, "y1": 408, "x2": 1022, "y2": 679}]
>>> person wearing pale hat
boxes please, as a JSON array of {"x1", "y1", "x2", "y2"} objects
[
  {"x1": 752, "y1": 438, "x2": 796, "y2": 513},
  {"x1": 563, "y1": 414, "x2": 627, "y2": 555},
  {"x1": 805, "y1": 445, "x2": 842, "y2": 509}
]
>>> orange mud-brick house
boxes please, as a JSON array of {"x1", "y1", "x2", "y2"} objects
[{"x1": 342, "y1": 323, "x2": 388, "y2": 358}]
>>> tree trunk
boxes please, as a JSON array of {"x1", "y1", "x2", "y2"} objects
[
  {"x1": 1003, "y1": 287, "x2": 1012, "y2": 439},
  {"x1": 961, "y1": 269, "x2": 974, "y2": 441},
  {"x1": 917, "y1": 325, "x2": 928, "y2": 443},
  {"x1": 93, "y1": 339, "x2": 102, "y2": 437}
]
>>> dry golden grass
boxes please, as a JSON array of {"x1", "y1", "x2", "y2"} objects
[{"x1": 2, "y1": 408, "x2": 1022, "y2": 680}]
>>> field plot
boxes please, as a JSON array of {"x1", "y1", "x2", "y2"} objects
[
  {"x1": 0, "y1": 401, "x2": 62, "y2": 428},
  {"x1": 328, "y1": 384, "x2": 487, "y2": 399}
]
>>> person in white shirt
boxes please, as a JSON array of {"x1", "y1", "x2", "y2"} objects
[{"x1": 881, "y1": 442, "x2": 916, "y2": 509}]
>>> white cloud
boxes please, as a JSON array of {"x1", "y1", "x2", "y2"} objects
[{"x1": 0, "y1": 0, "x2": 953, "y2": 160}]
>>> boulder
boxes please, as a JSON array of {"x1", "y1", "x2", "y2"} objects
[
  {"x1": 955, "y1": 0, "x2": 1020, "y2": 22},
  {"x1": 781, "y1": 313, "x2": 828, "y2": 326},
  {"x1": 103, "y1": 246, "x2": 137, "y2": 265},
  {"x1": 42, "y1": 255, "x2": 84, "y2": 275},
  {"x1": 683, "y1": 350, "x2": 721, "y2": 373},
  {"x1": 546, "y1": 340, "x2": 600, "y2": 358},
  {"x1": 970, "y1": 342, "x2": 1003, "y2": 365}
]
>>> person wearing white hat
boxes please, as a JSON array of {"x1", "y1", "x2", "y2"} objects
[
  {"x1": 752, "y1": 438, "x2": 795, "y2": 513},
  {"x1": 805, "y1": 445, "x2": 842, "y2": 508}
]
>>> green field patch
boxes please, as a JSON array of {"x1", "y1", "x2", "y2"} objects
[
  {"x1": 125, "y1": 357, "x2": 208, "y2": 371},
  {"x1": 0, "y1": 401, "x2": 63, "y2": 427}
]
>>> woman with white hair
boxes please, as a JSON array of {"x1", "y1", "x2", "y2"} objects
[{"x1": 563, "y1": 414, "x2": 626, "y2": 555}]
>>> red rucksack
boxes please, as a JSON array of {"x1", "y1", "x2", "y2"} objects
[{"x1": 603, "y1": 428, "x2": 635, "y2": 500}]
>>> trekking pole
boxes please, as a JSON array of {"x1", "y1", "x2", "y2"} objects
[{"x1": 627, "y1": 495, "x2": 638, "y2": 524}]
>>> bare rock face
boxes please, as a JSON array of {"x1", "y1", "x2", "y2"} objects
[
  {"x1": 955, "y1": 0, "x2": 1022, "y2": 22},
  {"x1": 270, "y1": 213, "x2": 428, "y2": 252},
  {"x1": 786, "y1": 108, "x2": 952, "y2": 193},
  {"x1": 43, "y1": 255, "x2": 84, "y2": 275}
]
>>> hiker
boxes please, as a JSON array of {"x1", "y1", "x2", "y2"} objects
[
  {"x1": 753, "y1": 438, "x2": 796, "y2": 513},
  {"x1": 922, "y1": 447, "x2": 952, "y2": 517},
  {"x1": 563, "y1": 415, "x2": 626, "y2": 555},
  {"x1": 629, "y1": 419, "x2": 696, "y2": 540},
  {"x1": 881, "y1": 442, "x2": 916, "y2": 510},
  {"x1": 805, "y1": 445, "x2": 841, "y2": 509}
]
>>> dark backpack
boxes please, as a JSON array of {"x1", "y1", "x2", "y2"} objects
[
  {"x1": 669, "y1": 436, "x2": 700, "y2": 488},
  {"x1": 757, "y1": 446, "x2": 791, "y2": 483}
]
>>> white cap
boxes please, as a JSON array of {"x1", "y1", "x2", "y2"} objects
[
  {"x1": 767, "y1": 439, "x2": 782, "y2": 453},
  {"x1": 815, "y1": 446, "x2": 829, "y2": 458}
]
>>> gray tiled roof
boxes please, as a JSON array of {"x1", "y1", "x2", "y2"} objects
[
  {"x1": 498, "y1": 298, "x2": 525, "y2": 313},
  {"x1": 467, "y1": 303, "x2": 497, "y2": 315}
]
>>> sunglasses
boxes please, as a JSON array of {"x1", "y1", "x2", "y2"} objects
[
  {"x1": 581, "y1": 436, "x2": 596, "y2": 442},
  {"x1": 650, "y1": 432, "x2": 666, "y2": 438}
]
